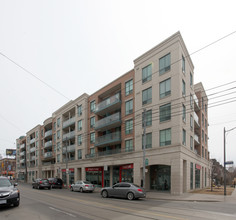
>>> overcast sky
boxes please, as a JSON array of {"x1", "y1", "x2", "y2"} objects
[{"x1": 0, "y1": 0, "x2": 236, "y2": 166}]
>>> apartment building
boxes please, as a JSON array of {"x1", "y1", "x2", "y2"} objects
[{"x1": 16, "y1": 31, "x2": 210, "y2": 194}]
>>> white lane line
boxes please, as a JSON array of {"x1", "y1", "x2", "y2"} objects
[{"x1": 49, "y1": 206, "x2": 76, "y2": 218}]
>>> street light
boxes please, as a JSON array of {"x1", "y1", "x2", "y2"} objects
[{"x1": 223, "y1": 126, "x2": 236, "y2": 196}]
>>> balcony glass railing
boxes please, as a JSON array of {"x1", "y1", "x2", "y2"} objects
[
  {"x1": 194, "y1": 112, "x2": 200, "y2": 127},
  {"x1": 194, "y1": 134, "x2": 200, "y2": 144},
  {"x1": 45, "y1": 140, "x2": 53, "y2": 148},
  {"x1": 20, "y1": 151, "x2": 25, "y2": 156},
  {"x1": 62, "y1": 131, "x2": 75, "y2": 141},
  {"x1": 20, "y1": 159, "x2": 25, "y2": 163},
  {"x1": 94, "y1": 112, "x2": 121, "y2": 130},
  {"x1": 62, "y1": 144, "x2": 75, "y2": 154},
  {"x1": 95, "y1": 131, "x2": 121, "y2": 147},
  {"x1": 30, "y1": 138, "x2": 36, "y2": 144},
  {"x1": 194, "y1": 94, "x2": 200, "y2": 110},
  {"x1": 44, "y1": 152, "x2": 53, "y2": 158},
  {"x1": 44, "y1": 130, "x2": 52, "y2": 138},
  {"x1": 30, "y1": 156, "x2": 35, "y2": 161},
  {"x1": 95, "y1": 93, "x2": 121, "y2": 113},
  {"x1": 30, "y1": 147, "x2": 36, "y2": 153},
  {"x1": 63, "y1": 117, "x2": 76, "y2": 129},
  {"x1": 20, "y1": 144, "x2": 25, "y2": 149}
]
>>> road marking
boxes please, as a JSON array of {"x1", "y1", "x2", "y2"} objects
[{"x1": 49, "y1": 206, "x2": 76, "y2": 218}]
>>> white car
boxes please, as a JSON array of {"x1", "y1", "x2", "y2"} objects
[{"x1": 70, "y1": 180, "x2": 95, "y2": 193}]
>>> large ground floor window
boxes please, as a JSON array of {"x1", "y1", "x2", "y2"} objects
[
  {"x1": 86, "y1": 167, "x2": 103, "y2": 187},
  {"x1": 195, "y1": 164, "x2": 201, "y2": 188},
  {"x1": 150, "y1": 165, "x2": 171, "y2": 191}
]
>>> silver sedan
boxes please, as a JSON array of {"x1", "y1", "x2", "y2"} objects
[
  {"x1": 101, "y1": 182, "x2": 146, "y2": 200},
  {"x1": 70, "y1": 180, "x2": 95, "y2": 193}
]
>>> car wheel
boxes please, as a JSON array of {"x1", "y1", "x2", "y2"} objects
[
  {"x1": 32, "y1": 185, "x2": 34, "y2": 189},
  {"x1": 71, "y1": 186, "x2": 74, "y2": 191},
  {"x1": 127, "y1": 192, "x2": 134, "y2": 200},
  {"x1": 101, "y1": 190, "x2": 108, "y2": 198},
  {"x1": 80, "y1": 187, "x2": 83, "y2": 193},
  {"x1": 13, "y1": 201, "x2": 19, "y2": 207},
  {"x1": 48, "y1": 186, "x2": 51, "y2": 190}
]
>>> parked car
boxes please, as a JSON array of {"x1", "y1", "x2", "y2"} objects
[
  {"x1": 101, "y1": 182, "x2": 146, "y2": 200},
  {"x1": 32, "y1": 178, "x2": 51, "y2": 190},
  {"x1": 48, "y1": 178, "x2": 63, "y2": 189},
  {"x1": 0, "y1": 176, "x2": 20, "y2": 207},
  {"x1": 70, "y1": 180, "x2": 95, "y2": 192}
]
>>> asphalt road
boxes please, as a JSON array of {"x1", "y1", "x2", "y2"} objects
[{"x1": 1, "y1": 183, "x2": 236, "y2": 220}]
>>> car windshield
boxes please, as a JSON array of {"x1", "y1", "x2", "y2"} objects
[
  {"x1": 42, "y1": 179, "x2": 48, "y2": 183},
  {"x1": 83, "y1": 181, "x2": 91, "y2": 184},
  {"x1": 0, "y1": 179, "x2": 12, "y2": 187}
]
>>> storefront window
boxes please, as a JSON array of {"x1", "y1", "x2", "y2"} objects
[
  {"x1": 195, "y1": 165, "x2": 201, "y2": 188},
  {"x1": 113, "y1": 167, "x2": 120, "y2": 185},
  {"x1": 86, "y1": 167, "x2": 103, "y2": 187}
]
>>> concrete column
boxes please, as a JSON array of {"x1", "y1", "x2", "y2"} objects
[
  {"x1": 133, "y1": 162, "x2": 141, "y2": 186},
  {"x1": 110, "y1": 166, "x2": 113, "y2": 186},
  {"x1": 171, "y1": 158, "x2": 182, "y2": 194},
  {"x1": 82, "y1": 167, "x2": 86, "y2": 180}
]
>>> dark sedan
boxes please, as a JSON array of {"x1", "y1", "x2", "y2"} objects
[
  {"x1": 48, "y1": 178, "x2": 63, "y2": 189},
  {"x1": 101, "y1": 182, "x2": 146, "y2": 200},
  {"x1": 32, "y1": 178, "x2": 51, "y2": 190},
  {"x1": 0, "y1": 176, "x2": 20, "y2": 207}
]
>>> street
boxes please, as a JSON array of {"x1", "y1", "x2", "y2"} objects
[{"x1": 1, "y1": 183, "x2": 236, "y2": 220}]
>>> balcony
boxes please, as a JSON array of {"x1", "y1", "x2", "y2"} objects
[
  {"x1": 94, "y1": 112, "x2": 121, "y2": 131},
  {"x1": 30, "y1": 138, "x2": 35, "y2": 144},
  {"x1": 194, "y1": 94, "x2": 200, "y2": 111},
  {"x1": 194, "y1": 112, "x2": 200, "y2": 128},
  {"x1": 30, "y1": 147, "x2": 36, "y2": 153},
  {"x1": 45, "y1": 140, "x2": 53, "y2": 149},
  {"x1": 20, "y1": 159, "x2": 25, "y2": 163},
  {"x1": 62, "y1": 144, "x2": 75, "y2": 154},
  {"x1": 95, "y1": 93, "x2": 121, "y2": 116},
  {"x1": 194, "y1": 134, "x2": 200, "y2": 145},
  {"x1": 20, "y1": 151, "x2": 25, "y2": 156},
  {"x1": 63, "y1": 117, "x2": 76, "y2": 129},
  {"x1": 20, "y1": 144, "x2": 25, "y2": 149},
  {"x1": 62, "y1": 131, "x2": 75, "y2": 141},
  {"x1": 44, "y1": 152, "x2": 53, "y2": 158},
  {"x1": 30, "y1": 156, "x2": 35, "y2": 161},
  {"x1": 95, "y1": 131, "x2": 121, "y2": 147},
  {"x1": 44, "y1": 130, "x2": 52, "y2": 138}
]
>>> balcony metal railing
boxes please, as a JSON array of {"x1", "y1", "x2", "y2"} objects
[
  {"x1": 30, "y1": 147, "x2": 36, "y2": 153},
  {"x1": 62, "y1": 131, "x2": 75, "y2": 141},
  {"x1": 45, "y1": 140, "x2": 53, "y2": 148},
  {"x1": 63, "y1": 117, "x2": 76, "y2": 129},
  {"x1": 44, "y1": 152, "x2": 53, "y2": 158},
  {"x1": 44, "y1": 130, "x2": 52, "y2": 138},
  {"x1": 30, "y1": 138, "x2": 36, "y2": 144},
  {"x1": 95, "y1": 93, "x2": 121, "y2": 114},
  {"x1": 194, "y1": 94, "x2": 200, "y2": 111},
  {"x1": 20, "y1": 144, "x2": 25, "y2": 149},
  {"x1": 85, "y1": 147, "x2": 133, "y2": 159},
  {"x1": 62, "y1": 144, "x2": 75, "y2": 154},
  {"x1": 95, "y1": 131, "x2": 121, "y2": 147},
  {"x1": 94, "y1": 112, "x2": 121, "y2": 131},
  {"x1": 194, "y1": 134, "x2": 200, "y2": 144}
]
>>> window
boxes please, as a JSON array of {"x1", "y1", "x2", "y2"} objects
[
  {"x1": 57, "y1": 142, "x2": 60, "y2": 151},
  {"x1": 202, "y1": 130, "x2": 204, "y2": 141},
  {"x1": 160, "y1": 78, "x2": 171, "y2": 99},
  {"x1": 202, "y1": 113, "x2": 204, "y2": 126},
  {"x1": 182, "y1": 129, "x2": 186, "y2": 145},
  {"x1": 57, "y1": 130, "x2": 60, "y2": 139},
  {"x1": 182, "y1": 80, "x2": 186, "y2": 96},
  {"x1": 90, "y1": 148, "x2": 95, "y2": 156},
  {"x1": 36, "y1": 131, "x2": 38, "y2": 139},
  {"x1": 205, "y1": 119, "x2": 207, "y2": 130},
  {"x1": 205, "y1": 104, "x2": 207, "y2": 114},
  {"x1": 90, "y1": 116, "x2": 95, "y2": 128},
  {"x1": 90, "y1": 132, "x2": 95, "y2": 144},
  {"x1": 57, "y1": 118, "x2": 61, "y2": 127},
  {"x1": 182, "y1": 104, "x2": 186, "y2": 122},
  {"x1": 77, "y1": 135, "x2": 82, "y2": 146},
  {"x1": 160, "y1": 103, "x2": 171, "y2": 122},
  {"x1": 125, "y1": 139, "x2": 133, "y2": 152},
  {"x1": 190, "y1": 136, "x2": 193, "y2": 150},
  {"x1": 142, "y1": 64, "x2": 152, "y2": 83},
  {"x1": 190, "y1": 94, "x2": 193, "y2": 109},
  {"x1": 90, "y1": 100, "x2": 96, "y2": 113},
  {"x1": 190, "y1": 72, "x2": 193, "y2": 86},
  {"x1": 190, "y1": 115, "x2": 193, "y2": 130},
  {"x1": 125, "y1": 119, "x2": 133, "y2": 135},
  {"x1": 77, "y1": 149, "x2": 82, "y2": 160},
  {"x1": 190, "y1": 162, "x2": 193, "y2": 190},
  {"x1": 205, "y1": 149, "x2": 207, "y2": 159},
  {"x1": 205, "y1": 134, "x2": 207, "y2": 145},
  {"x1": 142, "y1": 133, "x2": 152, "y2": 149},
  {"x1": 182, "y1": 55, "x2": 185, "y2": 73},
  {"x1": 54, "y1": 134, "x2": 56, "y2": 142},
  {"x1": 57, "y1": 154, "x2": 60, "y2": 163},
  {"x1": 159, "y1": 53, "x2": 170, "y2": 75},
  {"x1": 160, "y1": 128, "x2": 171, "y2": 146},
  {"x1": 142, "y1": 110, "x2": 152, "y2": 126},
  {"x1": 77, "y1": 104, "x2": 82, "y2": 116},
  {"x1": 195, "y1": 165, "x2": 200, "y2": 188},
  {"x1": 125, "y1": 79, "x2": 133, "y2": 96},
  {"x1": 142, "y1": 87, "x2": 152, "y2": 105},
  {"x1": 78, "y1": 120, "x2": 82, "y2": 131},
  {"x1": 125, "y1": 99, "x2": 133, "y2": 115},
  {"x1": 53, "y1": 122, "x2": 56, "y2": 131},
  {"x1": 202, "y1": 146, "x2": 204, "y2": 157}
]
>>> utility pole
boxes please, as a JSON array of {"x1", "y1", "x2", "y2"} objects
[
  {"x1": 65, "y1": 137, "x2": 69, "y2": 189},
  {"x1": 142, "y1": 108, "x2": 146, "y2": 189},
  {"x1": 223, "y1": 127, "x2": 226, "y2": 196}
]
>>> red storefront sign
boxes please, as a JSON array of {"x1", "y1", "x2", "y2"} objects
[
  {"x1": 120, "y1": 164, "x2": 133, "y2": 170},
  {"x1": 61, "y1": 168, "x2": 74, "y2": 172},
  {"x1": 85, "y1": 167, "x2": 103, "y2": 172},
  {"x1": 196, "y1": 164, "x2": 201, "y2": 170}
]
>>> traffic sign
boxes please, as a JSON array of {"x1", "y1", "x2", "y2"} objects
[
  {"x1": 145, "y1": 158, "x2": 149, "y2": 166},
  {"x1": 225, "y1": 161, "x2": 234, "y2": 165}
]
